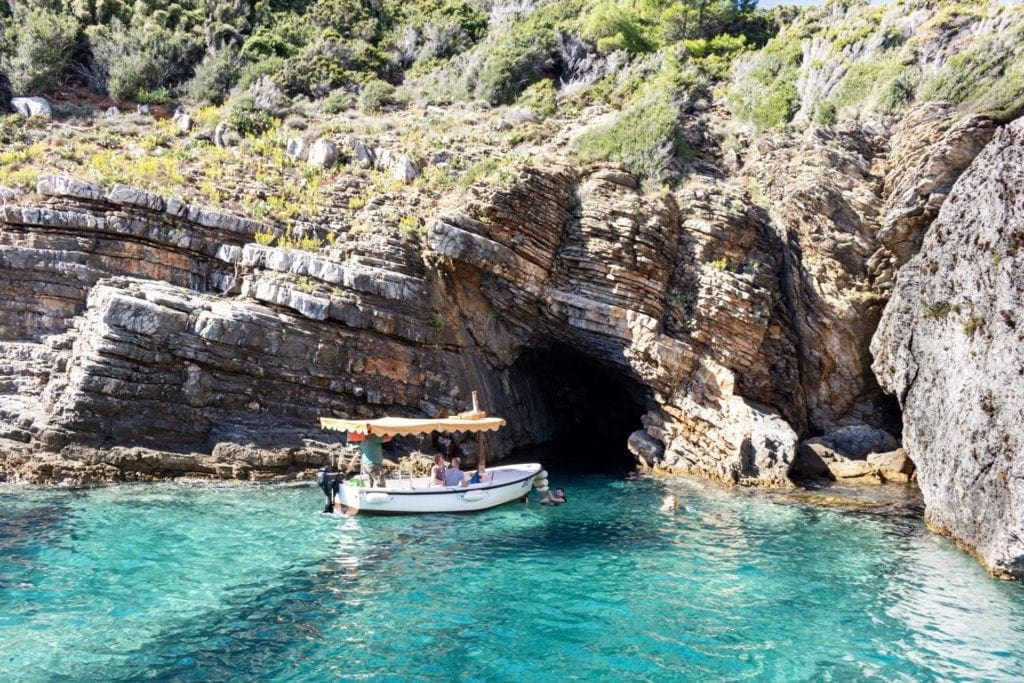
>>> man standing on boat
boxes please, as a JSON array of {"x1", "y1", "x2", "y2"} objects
[{"x1": 360, "y1": 434, "x2": 389, "y2": 487}]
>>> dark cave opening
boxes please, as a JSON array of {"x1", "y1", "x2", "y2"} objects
[{"x1": 507, "y1": 344, "x2": 650, "y2": 474}]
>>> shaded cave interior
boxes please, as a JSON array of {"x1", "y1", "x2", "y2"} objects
[{"x1": 506, "y1": 344, "x2": 650, "y2": 473}]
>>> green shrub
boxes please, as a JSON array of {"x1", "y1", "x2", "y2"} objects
[
  {"x1": 359, "y1": 78, "x2": 394, "y2": 112},
  {"x1": 924, "y1": 301, "x2": 954, "y2": 319},
  {"x1": 815, "y1": 100, "x2": 837, "y2": 125},
  {"x1": 186, "y1": 48, "x2": 240, "y2": 105},
  {"x1": 320, "y1": 88, "x2": 355, "y2": 113},
  {"x1": 727, "y1": 35, "x2": 803, "y2": 131},
  {"x1": 394, "y1": 0, "x2": 488, "y2": 67},
  {"x1": 87, "y1": 17, "x2": 203, "y2": 101},
  {"x1": 517, "y1": 78, "x2": 558, "y2": 118},
  {"x1": 581, "y1": 1, "x2": 656, "y2": 55},
  {"x1": 136, "y1": 87, "x2": 173, "y2": 105},
  {"x1": 2, "y1": 8, "x2": 80, "y2": 95},
  {"x1": 275, "y1": 35, "x2": 390, "y2": 97},
  {"x1": 229, "y1": 98, "x2": 276, "y2": 137},
  {"x1": 829, "y1": 54, "x2": 906, "y2": 117},
  {"x1": 574, "y1": 51, "x2": 700, "y2": 180},
  {"x1": 237, "y1": 56, "x2": 286, "y2": 89},
  {"x1": 308, "y1": 0, "x2": 381, "y2": 42},
  {"x1": 682, "y1": 34, "x2": 748, "y2": 60},
  {"x1": 575, "y1": 90, "x2": 690, "y2": 180},
  {"x1": 963, "y1": 316, "x2": 983, "y2": 337},
  {"x1": 920, "y1": 36, "x2": 1024, "y2": 122},
  {"x1": 659, "y1": 3, "x2": 701, "y2": 43},
  {"x1": 462, "y1": 1, "x2": 577, "y2": 105},
  {"x1": 0, "y1": 113, "x2": 23, "y2": 143}
]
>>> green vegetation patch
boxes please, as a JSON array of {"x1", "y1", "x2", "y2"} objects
[
  {"x1": 726, "y1": 33, "x2": 803, "y2": 132},
  {"x1": 817, "y1": 53, "x2": 910, "y2": 122},
  {"x1": 920, "y1": 34, "x2": 1024, "y2": 122},
  {"x1": 574, "y1": 54, "x2": 695, "y2": 180}
]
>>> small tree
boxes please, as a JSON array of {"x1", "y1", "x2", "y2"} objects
[{"x1": 2, "y1": 8, "x2": 80, "y2": 95}]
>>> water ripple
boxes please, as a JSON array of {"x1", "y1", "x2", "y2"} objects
[{"x1": 1, "y1": 477, "x2": 1023, "y2": 681}]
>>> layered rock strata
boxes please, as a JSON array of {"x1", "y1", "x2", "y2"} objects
[{"x1": 0, "y1": 102, "x2": 1015, "y2": 581}]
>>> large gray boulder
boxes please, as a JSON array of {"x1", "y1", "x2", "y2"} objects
[
  {"x1": 11, "y1": 96, "x2": 51, "y2": 118},
  {"x1": 307, "y1": 139, "x2": 338, "y2": 168},
  {"x1": 627, "y1": 430, "x2": 663, "y2": 466},
  {"x1": 872, "y1": 117, "x2": 1024, "y2": 579}
]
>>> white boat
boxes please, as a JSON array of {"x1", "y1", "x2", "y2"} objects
[
  {"x1": 318, "y1": 410, "x2": 546, "y2": 515},
  {"x1": 330, "y1": 463, "x2": 542, "y2": 515}
]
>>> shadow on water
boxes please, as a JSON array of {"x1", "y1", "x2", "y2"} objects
[{"x1": 0, "y1": 496, "x2": 74, "y2": 578}]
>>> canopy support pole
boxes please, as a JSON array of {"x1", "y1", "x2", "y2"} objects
[{"x1": 472, "y1": 391, "x2": 487, "y2": 477}]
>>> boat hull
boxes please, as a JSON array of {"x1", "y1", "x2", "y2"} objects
[{"x1": 336, "y1": 463, "x2": 542, "y2": 514}]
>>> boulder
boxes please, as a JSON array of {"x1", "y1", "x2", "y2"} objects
[
  {"x1": 827, "y1": 425, "x2": 899, "y2": 459},
  {"x1": 791, "y1": 439, "x2": 835, "y2": 479},
  {"x1": 828, "y1": 459, "x2": 882, "y2": 485},
  {"x1": 347, "y1": 137, "x2": 375, "y2": 169},
  {"x1": 105, "y1": 106, "x2": 120, "y2": 117},
  {"x1": 628, "y1": 430, "x2": 663, "y2": 466},
  {"x1": 393, "y1": 155, "x2": 420, "y2": 183},
  {"x1": 213, "y1": 121, "x2": 229, "y2": 148},
  {"x1": 308, "y1": 139, "x2": 338, "y2": 168},
  {"x1": 867, "y1": 448, "x2": 914, "y2": 477},
  {"x1": 286, "y1": 138, "x2": 306, "y2": 162},
  {"x1": 177, "y1": 115, "x2": 192, "y2": 134},
  {"x1": 11, "y1": 96, "x2": 51, "y2": 119}
]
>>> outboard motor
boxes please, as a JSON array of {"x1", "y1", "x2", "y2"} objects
[{"x1": 317, "y1": 466, "x2": 338, "y2": 513}]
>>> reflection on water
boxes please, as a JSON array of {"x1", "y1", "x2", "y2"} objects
[{"x1": 1, "y1": 476, "x2": 1023, "y2": 681}]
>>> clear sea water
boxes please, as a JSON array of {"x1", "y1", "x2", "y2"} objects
[{"x1": 2, "y1": 474, "x2": 1023, "y2": 682}]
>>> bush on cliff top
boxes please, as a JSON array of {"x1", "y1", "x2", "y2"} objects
[
  {"x1": 0, "y1": 7, "x2": 80, "y2": 95},
  {"x1": 574, "y1": 52, "x2": 696, "y2": 181}
]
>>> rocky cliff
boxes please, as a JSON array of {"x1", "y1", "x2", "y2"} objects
[
  {"x1": 1, "y1": 0, "x2": 1023, "y2": 579},
  {"x1": 0, "y1": 97, "x2": 995, "y2": 488},
  {"x1": 873, "y1": 118, "x2": 1024, "y2": 579}
]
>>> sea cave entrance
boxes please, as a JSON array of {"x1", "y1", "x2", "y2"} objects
[{"x1": 507, "y1": 344, "x2": 650, "y2": 474}]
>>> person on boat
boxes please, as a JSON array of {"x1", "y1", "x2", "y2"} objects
[
  {"x1": 430, "y1": 455, "x2": 446, "y2": 486},
  {"x1": 540, "y1": 488, "x2": 566, "y2": 505},
  {"x1": 360, "y1": 434, "x2": 389, "y2": 487},
  {"x1": 442, "y1": 456, "x2": 468, "y2": 487}
]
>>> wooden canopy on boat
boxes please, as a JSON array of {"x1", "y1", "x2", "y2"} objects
[{"x1": 319, "y1": 415, "x2": 507, "y2": 437}]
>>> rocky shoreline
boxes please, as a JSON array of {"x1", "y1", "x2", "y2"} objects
[{"x1": 1, "y1": 102, "x2": 1022, "y2": 577}]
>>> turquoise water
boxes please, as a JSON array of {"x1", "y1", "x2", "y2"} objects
[{"x1": 2, "y1": 475, "x2": 1023, "y2": 681}]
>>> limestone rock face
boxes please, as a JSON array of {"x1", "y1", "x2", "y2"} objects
[
  {"x1": 872, "y1": 118, "x2": 1024, "y2": 578},
  {"x1": 873, "y1": 103, "x2": 996, "y2": 278},
  {"x1": 0, "y1": 100, "x2": 1007, "y2": 524}
]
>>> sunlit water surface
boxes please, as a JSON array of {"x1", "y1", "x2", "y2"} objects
[{"x1": 2, "y1": 475, "x2": 1023, "y2": 681}]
